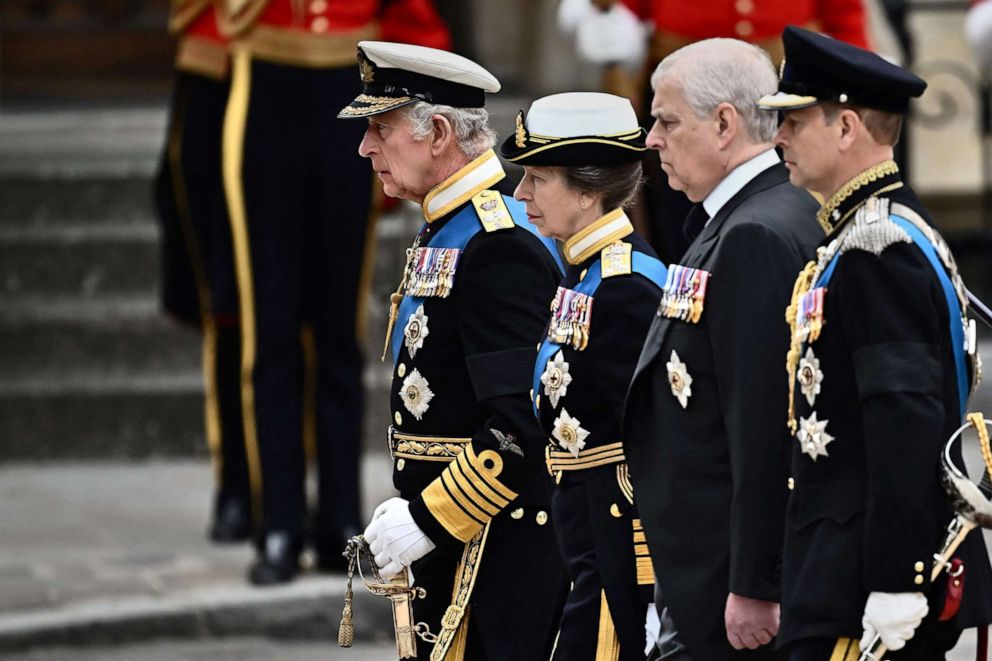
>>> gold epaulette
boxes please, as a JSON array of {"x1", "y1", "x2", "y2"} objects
[
  {"x1": 601, "y1": 241, "x2": 632, "y2": 278},
  {"x1": 471, "y1": 190, "x2": 515, "y2": 233},
  {"x1": 422, "y1": 444, "x2": 518, "y2": 542},
  {"x1": 168, "y1": 0, "x2": 212, "y2": 34}
]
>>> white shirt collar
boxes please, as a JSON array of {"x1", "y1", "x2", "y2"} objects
[{"x1": 702, "y1": 149, "x2": 780, "y2": 221}]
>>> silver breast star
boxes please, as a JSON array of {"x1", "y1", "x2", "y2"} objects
[
  {"x1": 490, "y1": 428, "x2": 524, "y2": 457},
  {"x1": 797, "y1": 412, "x2": 834, "y2": 461}
]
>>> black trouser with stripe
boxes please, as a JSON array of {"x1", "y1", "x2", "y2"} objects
[
  {"x1": 551, "y1": 471, "x2": 652, "y2": 661},
  {"x1": 156, "y1": 69, "x2": 250, "y2": 516},
  {"x1": 223, "y1": 52, "x2": 373, "y2": 550}
]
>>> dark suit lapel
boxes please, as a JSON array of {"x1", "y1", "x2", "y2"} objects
[
  {"x1": 625, "y1": 162, "x2": 790, "y2": 430},
  {"x1": 683, "y1": 162, "x2": 790, "y2": 267}
]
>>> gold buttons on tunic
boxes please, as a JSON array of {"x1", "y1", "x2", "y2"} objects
[
  {"x1": 311, "y1": 16, "x2": 329, "y2": 32},
  {"x1": 610, "y1": 504, "x2": 622, "y2": 518},
  {"x1": 914, "y1": 575, "x2": 924, "y2": 585},
  {"x1": 914, "y1": 561, "x2": 925, "y2": 572},
  {"x1": 536, "y1": 395, "x2": 541, "y2": 409},
  {"x1": 580, "y1": 269, "x2": 588, "y2": 281},
  {"x1": 310, "y1": 0, "x2": 327, "y2": 12},
  {"x1": 787, "y1": 477, "x2": 795, "y2": 490},
  {"x1": 536, "y1": 511, "x2": 548, "y2": 525},
  {"x1": 511, "y1": 508, "x2": 524, "y2": 520},
  {"x1": 734, "y1": 20, "x2": 753, "y2": 37},
  {"x1": 734, "y1": 0, "x2": 754, "y2": 13},
  {"x1": 396, "y1": 459, "x2": 406, "y2": 471},
  {"x1": 394, "y1": 411, "x2": 403, "y2": 426},
  {"x1": 398, "y1": 363, "x2": 407, "y2": 377}
]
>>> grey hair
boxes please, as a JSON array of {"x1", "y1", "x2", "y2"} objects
[
  {"x1": 560, "y1": 162, "x2": 644, "y2": 212},
  {"x1": 650, "y1": 38, "x2": 779, "y2": 143},
  {"x1": 401, "y1": 102, "x2": 498, "y2": 158}
]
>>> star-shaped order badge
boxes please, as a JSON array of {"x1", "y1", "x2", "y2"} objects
[
  {"x1": 797, "y1": 412, "x2": 834, "y2": 461},
  {"x1": 666, "y1": 350, "x2": 693, "y2": 409},
  {"x1": 400, "y1": 368, "x2": 434, "y2": 421},
  {"x1": 540, "y1": 350, "x2": 573, "y2": 408},
  {"x1": 552, "y1": 409, "x2": 589, "y2": 458},
  {"x1": 403, "y1": 304, "x2": 429, "y2": 359},
  {"x1": 797, "y1": 347, "x2": 824, "y2": 406}
]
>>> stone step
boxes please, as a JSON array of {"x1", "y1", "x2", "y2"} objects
[
  {"x1": 0, "y1": 176, "x2": 156, "y2": 227},
  {"x1": 0, "y1": 369, "x2": 392, "y2": 460},
  {"x1": 0, "y1": 372, "x2": 205, "y2": 460},
  {"x1": 0, "y1": 297, "x2": 198, "y2": 380},
  {"x1": 0, "y1": 222, "x2": 160, "y2": 298}
]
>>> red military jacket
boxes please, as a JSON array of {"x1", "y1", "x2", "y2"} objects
[
  {"x1": 170, "y1": 1, "x2": 230, "y2": 79},
  {"x1": 218, "y1": 0, "x2": 450, "y2": 68},
  {"x1": 622, "y1": 0, "x2": 868, "y2": 63}
]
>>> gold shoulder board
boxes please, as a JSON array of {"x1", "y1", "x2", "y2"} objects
[
  {"x1": 601, "y1": 241, "x2": 632, "y2": 278},
  {"x1": 471, "y1": 190, "x2": 515, "y2": 233}
]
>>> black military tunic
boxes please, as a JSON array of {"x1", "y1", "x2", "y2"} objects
[
  {"x1": 623, "y1": 160, "x2": 822, "y2": 660},
  {"x1": 779, "y1": 162, "x2": 992, "y2": 656},
  {"x1": 385, "y1": 150, "x2": 568, "y2": 661},
  {"x1": 532, "y1": 210, "x2": 664, "y2": 660}
]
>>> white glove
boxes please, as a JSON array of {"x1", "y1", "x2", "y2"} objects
[
  {"x1": 644, "y1": 602, "x2": 660, "y2": 656},
  {"x1": 859, "y1": 591, "x2": 929, "y2": 652},
  {"x1": 362, "y1": 498, "x2": 435, "y2": 579},
  {"x1": 557, "y1": 0, "x2": 594, "y2": 35},
  {"x1": 369, "y1": 496, "x2": 406, "y2": 523},
  {"x1": 575, "y1": 2, "x2": 647, "y2": 66},
  {"x1": 966, "y1": 1, "x2": 992, "y2": 71}
]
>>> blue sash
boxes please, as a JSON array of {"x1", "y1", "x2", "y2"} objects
[
  {"x1": 391, "y1": 194, "x2": 564, "y2": 365},
  {"x1": 531, "y1": 252, "x2": 667, "y2": 416},
  {"x1": 814, "y1": 215, "x2": 968, "y2": 419}
]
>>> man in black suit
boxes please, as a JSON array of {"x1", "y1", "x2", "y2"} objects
[
  {"x1": 757, "y1": 26, "x2": 992, "y2": 660},
  {"x1": 622, "y1": 38, "x2": 822, "y2": 660}
]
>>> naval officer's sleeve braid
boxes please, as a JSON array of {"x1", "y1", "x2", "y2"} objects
[
  {"x1": 837, "y1": 244, "x2": 945, "y2": 592},
  {"x1": 407, "y1": 231, "x2": 558, "y2": 545},
  {"x1": 708, "y1": 221, "x2": 798, "y2": 601}
]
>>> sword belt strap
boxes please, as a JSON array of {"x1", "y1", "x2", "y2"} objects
[{"x1": 430, "y1": 523, "x2": 491, "y2": 660}]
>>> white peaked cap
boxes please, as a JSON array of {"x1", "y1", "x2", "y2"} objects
[{"x1": 359, "y1": 41, "x2": 500, "y2": 93}]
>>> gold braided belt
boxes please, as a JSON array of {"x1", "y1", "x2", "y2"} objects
[
  {"x1": 546, "y1": 442, "x2": 626, "y2": 476},
  {"x1": 389, "y1": 427, "x2": 471, "y2": 463}
]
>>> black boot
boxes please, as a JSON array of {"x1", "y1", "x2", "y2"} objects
[
  {"x1": 248, "y1": 531, "x2": 300, "y2": 585},
  {"x1": 209, "y1": 494, "x2": 252, "y2": 543}
]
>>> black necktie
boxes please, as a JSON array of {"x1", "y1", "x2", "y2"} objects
[{"x1": 682, "y1": 204, "x2": 709, "y2": 243}]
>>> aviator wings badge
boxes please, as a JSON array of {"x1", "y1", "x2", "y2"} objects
[{"x1": 490, "y1": 428, "x2": 524, "y2": 457}]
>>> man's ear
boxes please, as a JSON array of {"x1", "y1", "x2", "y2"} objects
[
  {"x1": 837, "y1": 108, "x2": 861, "y2": 150},
  {"x1": 714, "y1": 102, "x2": 738, "y2": 149},
  {"x1": 429, "y1": 114, "x2": 454, "y2": 157}
]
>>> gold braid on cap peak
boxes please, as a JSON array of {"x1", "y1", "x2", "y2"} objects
[{"x1": 515, "y1": 111, "x2": 527, "y2": 148}]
